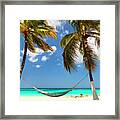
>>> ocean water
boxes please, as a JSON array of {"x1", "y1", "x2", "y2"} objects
[{"x1": 20, "y1": 88, "x2": 100, "y2": 96}]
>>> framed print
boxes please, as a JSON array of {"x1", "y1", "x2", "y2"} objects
[{"x1": 0, "y1": 0, "x2": 119, "y2": 119}]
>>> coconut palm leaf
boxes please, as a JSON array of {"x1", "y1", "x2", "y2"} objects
[
  {"x1": 27, "y1": 34, "x2": 36, "y2": 53},
  {"x1": 70, "y1": 20, "x2": 100, "y2": 48},
  {"x1": 95, "y1": 36, "x2": 100, "y2": 47},
  {"x1": 69, "y1": 20, "x2": 100, "y2": 33},
  {"x1": 31, "y1": 33, "x2": 53, "y2": 51},
  {"x1": 60, "y1": 32, "x2": 77, "y2": 48},
  {"x1": 81, "y1": 20, "x2": 100, "y2": 32},
  {"x1": 27, "y1": 20, "x2": 48, "y2": 29},
  {"x1": 20, "y1": 23, "x2": 26, "y2": 33},
  {"x1": 83, "y1": 44, "x2": 97, "y2": 71},
  {"x1": 35, "y1": 26, "x2": 57, "y2": 39},
  {"x1": 62, "y1": 36, "x2": 80, "y2": 73},
  {"x1": 20, "y1": 20, "x2": 57, "y2": 52}
]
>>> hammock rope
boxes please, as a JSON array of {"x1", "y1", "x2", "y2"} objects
[{"x1": 32, "y1": 73, "x2": 88, "y2": 97}]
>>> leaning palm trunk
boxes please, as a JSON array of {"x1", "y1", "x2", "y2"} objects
[
  {"x1": 89, "y1": 70, "x2": 99, "y2": 100},
  {"x1": 82, "y1": 33, "x2": 99, "y2": 100},
  {"x1": 20, "y1": 35, "x2": 28, "y2": 77}
]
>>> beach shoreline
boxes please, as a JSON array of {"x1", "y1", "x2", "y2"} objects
[{"x1": 20, "y1": 95, "x2": 100, "y2": 101}]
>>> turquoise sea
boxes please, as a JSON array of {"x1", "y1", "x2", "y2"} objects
[{"x1": 20, "y1": 88, "x2": 100, "y2": 96}]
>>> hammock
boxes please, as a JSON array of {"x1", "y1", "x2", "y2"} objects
[
  {"x1": 33, "y1": 86, "x2": 72, "y2": 97},
  {"x1": 33, "y1": 74, "x2": 87, "y2": 97}
]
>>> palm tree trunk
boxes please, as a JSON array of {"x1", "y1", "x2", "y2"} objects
[
  {"x1": 88, "y1": 70, "x2": 99, "y2": 100},
  {"x1": 20, "y1": 36, "x2": 28, "y2": 78},
  {"x1": 82, "y1": 32, "x2": 99, "y2": 100}
]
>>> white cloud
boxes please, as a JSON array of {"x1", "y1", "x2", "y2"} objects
[
  {"x1": 47, "y1": 20, "x2": 66, "y2": 32},
  {"x1": 21, "y1": 48, "x2": 41, "y2": 58},
  {"x1": 47, "y1": 20, "x2": 61, "y2": 32},
  {"x1": 36, "y1": 65, "x2": 41, "y2": 68},
  {"x1": 51, "y1": 46, "x2": 57, "y2": 51},
  {"x1": 65, "y1": 30, "x2": 69, "y2": 34},
  {"x1": 48, "y1": 46, "x2": 57, "y2": 56},
  {"x1": 21, "y1": 49, "x2": 35, "y2": 63},
  {"x1": 21, "y1": 48, "x2": 45, "y2": 63},
  {"x1": 28, "y1": 57, "x2": 38, "y2": 63},
  {"x1": 41, "y1": 56, "x2": 49, "y2": 62},
  {"x1": 87, "y1": 37, "x2": 100, "y2": 59},
  {"x1": 35, "y1": 48, "x2": 44, "y2": 55},
  {"x1": 27, "y1": 49, "x2": 38, "y2": 57},
  {"x1": 21, "y1": 46, "x2": 56, "y2": 63}
]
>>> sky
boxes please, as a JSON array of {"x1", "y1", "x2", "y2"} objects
[{"x1": 20, "y1": 20, "x2": 100, "y2": 88}]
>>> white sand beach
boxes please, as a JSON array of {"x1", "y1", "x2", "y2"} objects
[{"x1": 20, "y1": 95, "x2": 100, "y2": 101}]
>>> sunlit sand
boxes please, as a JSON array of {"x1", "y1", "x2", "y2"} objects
[{"x1": 20, "y1": 95, "x2": 100, "y2": 101}]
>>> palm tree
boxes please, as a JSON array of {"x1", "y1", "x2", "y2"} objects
[
  {"x1": 20, "y1": 20, "x2": 57, "y2": 77},
  {"x1": 60, "y1": 20, "x2": 100, "y2": 100}
]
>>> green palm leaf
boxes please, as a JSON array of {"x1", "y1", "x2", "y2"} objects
[
  {"x1": 83, "y1": 44, "x2": 97, "y2": 71},
  {"x1": 69, "y1": 20, "x2": 100, "y2": 32},
  {"x1": 27, "y1": 34, "x2": 36, "y2": 53},
  {"x1": 36, "y1": 26, "x2": 57, "y2": 39},
  {"x1": 62, "y1": 36, "x2": 80, "y2": 73},
  {"x1": 32, "y1": 33, "x2": 53, "y2": 51},
  {"x1": 60, "y1": 32, "x2": 79, "y2": 48}
]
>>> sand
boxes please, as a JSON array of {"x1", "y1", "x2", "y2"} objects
[{"x1": 20, "y1": 95, "x2": 100, "y2": 101}]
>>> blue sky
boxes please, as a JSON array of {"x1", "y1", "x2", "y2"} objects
[{"x1": 20, "y1": 20, "x2": 100, "y2": 88}]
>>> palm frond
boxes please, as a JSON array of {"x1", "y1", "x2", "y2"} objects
[
  {"x1": 27, "y1": 35, "x2": 36, "y2": 53},
  {"x1": 27, "y1": 20, "x2": 48, "y2": 29},
  {"x1": 83, "y1": 44, "x2": 97, "y2": 71},
  {"x1": 20, "y1": 23, "x2": 25, "y2": 33},
  {"x1": 82, "y1": 20, "x2": 100, "y2": 32},
  {"x1": 20, "y1": 20, "x2": 57, "y2": 39},
  {"x1": 32, "y1": 33, "x2": 53, "y2": 51},
  {"x1": 86, "y1": 31, "x2": 100, "y2": 47},
  {"x1": 86, "y1": 31, "x2": 100, "y2": 36},
  {"x1": 79, "y1": 40, "x2": 84, "y2": 54},
  {"x1": 95, "y1": 36, "x2": 100, "y2": 47},
  {"x1": 62, "y1": 36, "x2": 80, "y2": 73},
  {"x1": 60, "y1": 32, "x2": 79, "y2": 48},
  {"x1": 36, "y1": 26, "x2": 57, "y2": 39},
  {"x1": 69, "y1": 20, "x2": 79, "y2": 30},
  {"x1": 69, "y1": 20, "x2": 100, "y2": 33},
  {"x1": 87, "y1": 34, "x2": 100, "y2": 47}
]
